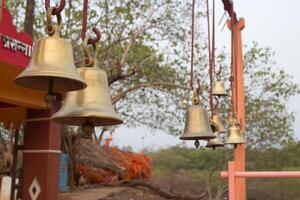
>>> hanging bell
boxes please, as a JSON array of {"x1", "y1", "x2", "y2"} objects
[
  {"x1": 15, "y1": 8, "x2": 86, "y2": 98},
  {"x1": 206, "y1": 124, "x2": 224, "y2": 149},
  {"x1": 51, "y1": 59, "x2": 123, "y2": 126},
  {"x1": 225, "y1": 117, "x2": 245, "y2": 144},
  {"x1": 211, "y1": 113, "x2": 226, "y2": 133},
  {"x1": 212, "y1": 76, "x2": 227, "y2": 97},
  {"x1": 51, "y1": 39, "x2": 123, "y2": 130},
  {"x1": 180, "y1": 90, "x2": 215, "y2": 141}
]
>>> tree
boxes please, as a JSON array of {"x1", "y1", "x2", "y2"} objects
[
  {"x1": 7, "y1": 1, "x2": 299, "y2": 149},
  {"x1": 243, "y1": 43, "x2": 299, "y2": 148},
  {"x1": 24, "y1": 0, "x2": 35, "y2": 36}
]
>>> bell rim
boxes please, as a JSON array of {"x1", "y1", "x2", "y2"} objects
[
  {"x1": 15, "y1": 74, "x2": 87, "y2": 92},
  {"x1": 212, "y1": 92, "x2": 227, "y2": 96},
  {"x1": 51, "y1": 114, "x2": 123, "y2": 126},
  {"x1": 224, "y1": 138, "x2": 246, "y2": 144},
  {"x1": 179, "y1": 134, "x2": 216, "y2": 140},
  {"x1": 217, "y1": 130, "x2": 227, "y2": 133}
]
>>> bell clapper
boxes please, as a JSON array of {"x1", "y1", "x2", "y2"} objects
[
  {"x1": 45, "y1": 78, "x2": 58, "y2": 107},
  {"x1": 82, "y1": 122, "x2": 95, "y2": 137},
  {"x1": 194, "y1": 140, "x2": 200, "y2": 148}
]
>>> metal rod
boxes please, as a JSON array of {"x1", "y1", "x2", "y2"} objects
[{"x1": 222, "y1": 171, "x2": 300, "y2": 178}]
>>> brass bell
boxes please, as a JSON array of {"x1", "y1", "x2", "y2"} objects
[
  {"x1": 15, "y1": 8, "x2": 86, "y2": 95},
  {"x1": 206, "y1": 124, "x2": 224, "y2": 149},
  {"x1": 211, "y1": 113, "x2": 226, "y2": 133},
  {"x1": 51, "y1": 39, "x2": 123, "y2": 130},
  {"x1": 225, "y1": 117, "x2": 245, "y2": 144},
  {"x1": 212, "y1": 76, "x2": 227, "y2": 97},
  {"x1": 51, "y1": 59, "x2": 123, "y2": 127},
  {"x1": 180, "y1": 90, "x2": 215, "y2": 141}
]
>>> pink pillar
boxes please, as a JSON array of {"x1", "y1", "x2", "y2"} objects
[
  {"x1": 22, "y1": 100, "x2": 62, "y2": 200},
  {"x1": 228, "y1": 161, "x2": 236, "y2": 200}
]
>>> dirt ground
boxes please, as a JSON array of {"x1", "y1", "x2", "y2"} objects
[
  {"x1": 60, "y1": 186, "x2": 168, "y2": 200},
  {"x1": 60, "y1": 187, "x2": 127, "y2": 200},
  {"x1": 60, "y1": 174, "x2": 207, "y2": 200}
]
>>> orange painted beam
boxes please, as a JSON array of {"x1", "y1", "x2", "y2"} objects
[
  {"x1": 228, "y1": 17, "x2": 246, "y2": 200},
  {"x1": 234, "y1": 18, "x2": 246, "y2": 200},
  {"x1": 0, "y1": 106, "x2": 27, "y2": 128},
  {"x1": 0, "y1": 61, "x2": 47, "y2": 109}
]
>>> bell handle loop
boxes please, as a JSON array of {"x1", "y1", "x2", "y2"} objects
[
  {"x1": 213, "y1": 96, "x2": 219, "y2": 113},
  {"x1": 216, "y1": 65, "x2": 222, "y2": 80},
  {"x1": 45, "y1": 7, "x2": 62, "y2": 36},
  {"x1": 230, "y1": 113, "x2": 240, "y2": 127},
  {"x1": 83, "y1": 37, "x2": 97, "y2": 67},
  {"x1": 192, "y1": 89, "x2": 200, "y2": 105}
]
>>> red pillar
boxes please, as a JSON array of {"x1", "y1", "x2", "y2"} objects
[
  {"x1": 228, "y1": 17, "x2": 246, "y2": 200},
  {"x1": 22, "y1": 101, "x2": 61, "y2": 200}
]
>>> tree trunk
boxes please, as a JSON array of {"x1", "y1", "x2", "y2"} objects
[
  {"x1": 122, "y1": 179, "x2": 208, "y2": 200},
  {"x1": 24, "y1": 0, "x2": 35, "y2": 37}
]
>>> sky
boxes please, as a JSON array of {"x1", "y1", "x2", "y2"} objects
[{"x1": 111, "y1": 0, "x2": 300, "y2": 151}]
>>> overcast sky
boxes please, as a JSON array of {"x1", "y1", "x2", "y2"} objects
[{"x1": 112, "y1": 0, "x2": 300, "y2": 151}]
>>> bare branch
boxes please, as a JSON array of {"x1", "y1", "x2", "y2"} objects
[{"x1": 112, "y1": 82, "x2": 189, "y2": 104}]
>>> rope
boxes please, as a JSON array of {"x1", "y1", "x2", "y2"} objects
[
  {"x1": 81, "y1": 0, "x2": 88, "y2": 41},
  {"x1": 230, "y1": 5, "x2": 237, "y2": 114},
  {"x1": 45, "y1": 0, "x2": 66, "y2": 15},
  {"x1": 206, "y1": 0, "x2": 213, "y2": 115},
  {"x1": 190, "y1": 0, "x2": 196, "y2": 90},
  {"x1": 1, "y1": 0, "x2": 5, "y2": 8},
  {"x1": 81, "y1": 0, "x2": 101, "y2": 45},
  {"x1": 0, "y1": 0, "x2": 4, "y2": 25},
  {"x1": 212, "y1": 0, "x2": 215, "y2": 74}
]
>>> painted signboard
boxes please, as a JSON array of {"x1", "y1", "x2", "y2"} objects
[{"x1": 0, "y1": 8, "x2": 32, "y2": 69}]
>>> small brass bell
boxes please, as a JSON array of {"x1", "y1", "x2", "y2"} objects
[
  {"x1": 225, "y1": 116, "x2": 245, "y2": 144},
  {"x1": 180, "y1": 90, "x2": 215, "y2": 141},
  {"x1": 206, "y1": 124, "x2": 224, "y2": 149},
  {"x1": 51, "y1": 39, "x2": 123, "y2": 131},
  {"x1": 212, "y1": 76, "x2": 227, "y2": 97},
  {"x1": 15, "y1": 8, "x2": 86, "y2": 102},
  {"x1": 211, "y1": 113, "x2": 226, "y2": 133}
]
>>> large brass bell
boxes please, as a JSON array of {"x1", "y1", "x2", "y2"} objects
[
  {"x1": 211, "y1": 113, "x2": 226, "y2": 133},
  {"x1": 180, "y1": 90, "x2": 215, "y2": 141},
  {"x1": 15, "y1": 8, "x2": 86, "y2": 96},
  {"x1": 51, "y1": 39, "x2": 123, "y2": 129},
  {"x1": 206, "y1": 124, "x2": 224, "y2": 149},
  {"x1": 225, "y1": 115, "x2": 245, "y2": 144},
  {"x1": 212, "y1": 75, "x2": 227, "y2": 97}
]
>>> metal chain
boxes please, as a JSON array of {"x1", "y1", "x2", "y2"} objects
[{"x1": 45, "y1": 0, "x2": 66, "y2": 15}]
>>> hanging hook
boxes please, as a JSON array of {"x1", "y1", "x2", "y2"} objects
[
  {"x1": 213, "y1": 96, "x2": 220, "y2": 113},
  {"x1": 45, "y1": 0, "x2": 66, "y2": 15},
  {"x1": 216, "y1": 65, "x2": 222, "y2": 80},
  {"x1": 45, "y1": 7, "x2": 62, "y2": 36},
  {"x1": 83, "y1": 37, "x2": 97, "y2": 67},
  {"x1": 87, "y1": 27, "x2": 101, "y2": 45},
  {"x1": 192, "y1": 79, "x2": 202, "y2": 105}
]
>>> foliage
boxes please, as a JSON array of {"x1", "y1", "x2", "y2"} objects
[
  {"x1": 6, "y1": 1, "x2": 300, "y2": 149},
  {"x1": 149, "y1": 144, "x2": 300, "y2": 199},
  {"x1": 243, "y1": 43, "x2": 299, "y2": 148}
]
